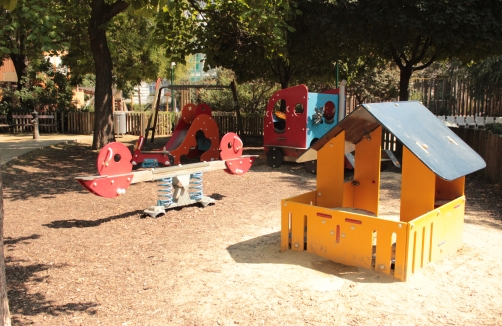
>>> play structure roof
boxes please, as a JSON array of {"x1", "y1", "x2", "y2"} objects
[{"x1": 298, "y1": 101, "x2": 486, "y2": 181}]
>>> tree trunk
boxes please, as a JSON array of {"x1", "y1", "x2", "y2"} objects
[
  {"x1": 390, "y1": 37, "x2": 436, "y2": 102},
  {"x1": 88, "y1": 0, "x2": 129, "y2": 150},
  {"x1": 0, "y1": 164, "x2": 12, "y2": 326},
  {"x1": 89, "y1": 4, "x2": 115, "y2": 150},
  {"x1": 10, "y1": 29, "x2": 27, "y2": 92},
  {"x1": 395, "y1": 65, "x2": 413, "y2": 159},
  {"x1": 274, "y1": 59, "x2": 291, "y2": 89},
  {"x1": 399, "y1": 66, "x2": 413, "y2": 101},
  {"x1": 10, "y1": 53, "x2": 28, "y2": 92},
  {"x1": 230, "y1": 81, "x2": 246, "y2": 142}
]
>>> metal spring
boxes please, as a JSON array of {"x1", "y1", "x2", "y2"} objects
[
  {"x1": 157, "y1": 177, "x2": 173, "y2": 206},
  {"x1": 189, "y1": 172, "x2": 203, "y2": 200},
  {"x1": 142, "y1": 158, "x2": 158, "y2": 168}
]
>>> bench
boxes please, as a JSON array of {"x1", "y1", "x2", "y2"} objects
[
  {"x1": 0, "y1": 115, "x2": 9, "y2": 131},
  {"x1": 0, "y1": 113, "x2": 58, "y2": 133},
  {"x1": 38, "y1": 114, "x2": 58, "y2": 132},
  {"x1": 11, "y1": 114, "x2": 34, "y2": 133}
]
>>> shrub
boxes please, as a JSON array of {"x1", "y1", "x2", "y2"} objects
[{"x1": 485, "y1": 123, "x2": 502, "y2": 135}]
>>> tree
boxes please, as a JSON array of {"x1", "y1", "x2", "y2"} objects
[
  {"x1": 346, "y1": 59, "x2": 400, "y2": 105},
  {"x1": 63, "y1": 10, "x2": 161, "y2": 91},
  {"x1": 467, "y1": 56, "x2": 502, "y2": 98},
  {"x1": 193, "y1": 0, "x2": 342, "y2": 89},
  {"x1": 0, "y1": 0, "x2": 67, "y2": 91},
  {"x1": 0, "y1": 57, "x2": 76, "y2": 114},
  {"x1": 152, "y1": 0, "x2": 336, "y2": 89},
  {"x1": 198, "y1": 68, "x2": 279, "y2": 115},
  {"x1": 338, "y1": 0, "x2": 502, "y2": 100},
  {"x1": 52, "y1": 0, "x2": 154, "y2": 149},
  {"x1": 57, "y1": 0, "x2": 294, "y2": 149},
  {"x1": 87, "y1": 0, "x2": 131, "y2": 149}
]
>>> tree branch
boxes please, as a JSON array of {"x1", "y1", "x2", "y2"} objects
[
  {"x1": 414, "y1": 37, "x2": 432, "y2": 64},
  {"x1": 410, "y1": 36, "x2": 421, "y2": 63},
  {"x1": 186, "y1": 0, "x2": 206, "y2": 13},
  {"x1": 399, "y1": 52, "x2": 409, "y2": 65},
  {"x1": 389, "y1": 43, "x2": 405, "y2": 70},
  {"x1": 276, "y1": 59, "x2": 285, "y2": 86},
  {"x1": 104, "y1": 0, "x2": 130, "y2": 22},
  {"x1": 413, "y1": 52, "x2": 437, "y2": 71}
]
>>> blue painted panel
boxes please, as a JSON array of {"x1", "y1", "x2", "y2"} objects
[
  {"x1": 362, "y1": 101, "x2": 485, "y2": 180},
  {"x1": 298, "y1": 100, "x2": 485, "y2": 180},
  {"x1": 306, "y1": 92, "x2": 339, "y2": 147}
]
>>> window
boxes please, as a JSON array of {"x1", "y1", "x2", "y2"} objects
[{"x1": 149, "y1": 84, "x2": 156, "y2": 95}]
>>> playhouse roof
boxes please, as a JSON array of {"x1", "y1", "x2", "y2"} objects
[{"x1": 298, "y1": 101, "x2": 486, "y2": 181}]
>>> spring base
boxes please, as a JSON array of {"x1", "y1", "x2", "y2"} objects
[{"x1": 143, "y1": 172, "x2": 215, "y2": 218}]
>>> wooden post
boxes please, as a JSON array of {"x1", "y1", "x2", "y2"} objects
[
  {"x1": 32, "y1": 111, "x2": 40, "y2": 139},
  {"x1": 138, "y1": 86, "x2": 142, "y2": 111},
  {"x1": 140, "y1": 113, "x2": 145, "y2": 137},
  {"x1": 230, "y1": 80, "x2": 246, "y2": 142},
  {"x1": 0, "y1": 164, "x2": 12, "y2": 326}
]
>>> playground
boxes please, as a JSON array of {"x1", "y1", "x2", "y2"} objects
[{"x1": 2, "y1": 135, "x2": 502, "y2": 325}]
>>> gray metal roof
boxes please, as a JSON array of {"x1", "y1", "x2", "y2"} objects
[{"x1": 297, "y1": 101, "x2": 486, "y2": 181}]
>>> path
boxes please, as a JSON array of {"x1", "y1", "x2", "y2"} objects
[{"x1": 0, "y1": 134, "x2": 93, "y2": 166}]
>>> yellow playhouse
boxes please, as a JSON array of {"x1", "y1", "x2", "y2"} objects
[{"x1": 281, "y1": 101, "x2": 486, "y2": 281}]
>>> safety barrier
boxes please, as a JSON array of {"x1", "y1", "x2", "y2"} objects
[{"x1": 281, "y1": 188, "x2": 465, "y2": 281}]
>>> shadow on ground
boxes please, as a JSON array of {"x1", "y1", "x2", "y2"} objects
[
  {"x1": 4, "y1": 238, "x2": 98, "y2": 324},
  {"x1": 227, "y1": 231, "x2": 397, "y2": 284},
  {"x1": 42, "y1": 210, "x2": 143, "y2": 229}
]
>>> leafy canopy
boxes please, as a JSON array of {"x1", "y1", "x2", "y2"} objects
[
  {"x1": 0, "y1": 0, "x2": 68, "y2": 56},
  {"x1": 338, "y1": 0, "x2": 502, "y2": 100}
]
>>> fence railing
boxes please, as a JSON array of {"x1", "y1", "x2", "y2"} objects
[
  {"x1": 1, "y1": 110, "x2": 499, "y2": 186},
  {"x1": 0, "y1": 113, "x2": 60, "y2": 133},
  {"x1": 411, "y1": 78, "x2": 502, "y2": 117},
  {"x1": 60, "y1": 111, "x2": 264, "y2": 137},
  {"x1": 451, "y1": 128, "x2": 502, "y2": 186}
]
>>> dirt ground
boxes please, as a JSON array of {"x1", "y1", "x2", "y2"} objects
[{"x1": 1, "y1": 135, "x2": 502, "y2": 325}]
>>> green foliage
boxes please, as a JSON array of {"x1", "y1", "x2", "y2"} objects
[
  {"x1": 149, "y1": 0, "x2": 337, "y2": 89},
  {"x1": 151, "y1": 1, "x2": 200, "y2": 65},
  {"x1": 485, "y1": 123, "x2": 502, "y2": 135},
  {"x1": 62, "y1": 10, "x2": 159, "y2": 90},
  {"x1": 0, "y1": 89, "x2": 17, "y2": 114},
  {"x1": 338, "y1": 0, "x2": 502, "y2": 100},
  {"x1": 0, "y1": 0, "x2": 67, "y2": 54},
  {"x1": 194, "y1": 0, "x2": 341, "y2": 88},
  {"x1": 345, "y1": 58, "x2": 400, "y2": 104},
  {"x1": 0, "y1": 0, "x2": 17, "y2": 11},
  {"x1": 0, "y1": 57, "x2": 76, "y2": 114},
  {"x1": 467, "y1": 56, "x2": 502, "y2": 98},
  {"x1": 197, "y1": 69, "x2": 279, "y2": 115},
  {"x1": 0, "y1": 0, "x2": 68, "y2": 87}
]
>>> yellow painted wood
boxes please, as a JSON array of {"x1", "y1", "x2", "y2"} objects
[
  {"x1": 342, "y1": 180, "x2": 355, "y2": 208},
  {"x1": 280, "y1": 127, "x2": 468, "y2": 281},
  {"x1": 435, "y1": 176, "x2": 465, "y2": 201},
  {"x1": 280, "y1": 200, "x2": 290, "y2": 252},
  {"x1": 374, "y1": 227, "x2": 395, "y2": 275},
  {"x1": 353, "y1": 126, "x2": 382, "y2": 215},
  {"x1": 291, "y1": 210, "x2": 306, "y2": 252},
  {"x1": 282, "y1": 201, "x2": 407, "y2": 275},
  {"x1": 284, "y1": 191, "x2": 317, "y2": 205},
  {"x1": 317, "y1": 130, "x2": 346, "y2": 208},
  {"x1": 404, "y1": 196, "x2": 464, "y2": 279},
  {"x1": 428, "y1": 197, "x2": 465, "y2": 262},
  {"x1": 400, "y1": 147, "x2": 436, "y2": 222},
  {"x1": 393, "y1": 231, "x2": 408, "y2": 280},
  {"x1": 281, "y1": 189, "x2": 465, "y2": 281}
]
